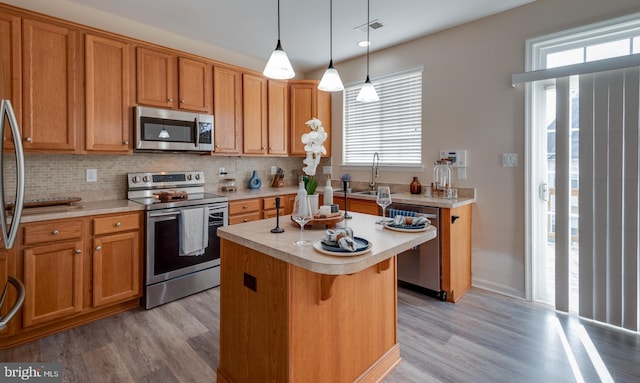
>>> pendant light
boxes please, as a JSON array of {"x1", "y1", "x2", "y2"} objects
[
  {"x1": 158, "y1": 127, "x2": 170, "y2": 139},
  {"x1": 318, "y1": 0, "x2": 344, "y2": 92},
  {"x1": 356, "y1": 0, "x2": 379, "y2": 102},
  {"x1": 263, "y1": 0, "x2": 295, "y2": 79}
]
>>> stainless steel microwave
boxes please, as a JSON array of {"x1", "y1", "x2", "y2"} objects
[{"x1": 135, "y1": 106, "x2": 214, "y2": 153}]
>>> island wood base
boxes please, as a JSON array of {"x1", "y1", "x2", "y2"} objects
[{"x1": 217, "y1": 239, "x2": 401, "y2": 383}]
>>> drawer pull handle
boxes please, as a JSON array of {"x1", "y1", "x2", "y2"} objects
[
  {"x1": 75, "y1": 249, "x2": 82, "y2": 254},
  {"x1": 167, "y1": 98, "x2": 173, "y2": 102},
  {"x1": 95, "y1": 246, "x2": 102, "y2": 251},
  {"x1": 115, "y1": 222, "x2": 121, "y2": 227},
  {"x1": 243, "y1": 205, "x2": 248, "y2": 209},
  {"x1": 52, "y1": 230, "x2": 59, "y2": 236},
  {"x1": 243, "y1": 219, "x2": 248, "y2": 222},
  {"x1": 25, "y1": 137, "x2": 32, "y2": 143},
  {"x1": 124, "y1": 140, "x2": 129, "y2": 145}
]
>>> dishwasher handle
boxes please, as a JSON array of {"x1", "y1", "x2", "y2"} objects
[{"x1": 0, "y1": 276, "x2": 25, "y2": 331}]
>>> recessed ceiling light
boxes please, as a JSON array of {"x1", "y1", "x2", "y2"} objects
[{"x1": 358, "y1": 40, "x2": 371, "y2": 47}]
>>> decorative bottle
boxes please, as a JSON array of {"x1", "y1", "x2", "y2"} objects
[
  {"x1": 323, "y1": 178, "x2": 333, "y2": 205},
  {"x1": 410, "y1": 177, "x2": 422, "y2": 194}
]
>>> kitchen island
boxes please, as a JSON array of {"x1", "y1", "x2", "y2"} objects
[{"x1": 216, "y1": 212, "x2": 437, "y2": 383}]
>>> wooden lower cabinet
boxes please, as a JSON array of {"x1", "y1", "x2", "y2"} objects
[
  {"x1": 335, "y1": 197, "x2": 380, "y2": 215},
  {"x1": 229, "y1": 194, "x2": 295, "y2": 224},
  {"x1": 441, "y1": 204, "x2": 472, "y2": 302},
  {"x1": 0, "y1": 212, "x2": 142, "y2": 348},
  {"x1": 23, "y1": 240, "x2": 84, "y2": 327}
]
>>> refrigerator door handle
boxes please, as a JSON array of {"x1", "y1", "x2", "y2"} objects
[
  {"x1": 0, "y1": 276, "x2": 25, "y2": 330},
  {"x1": 0, "y1": 100, "x2": 25, "y2": 249}
]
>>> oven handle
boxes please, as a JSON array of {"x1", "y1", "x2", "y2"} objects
[{"x1": 148, "y1": 208, "x2": 227, "y2": 219}]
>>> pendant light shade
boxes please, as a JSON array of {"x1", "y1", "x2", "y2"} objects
[
  {"x1": 263, "y1": 0, "x2": 295, "y2": 79},
  {"x1": 318, "y1": 0, "x2": 343, "y2": 92},
  {"x1": 357, "y1": 0, "x2": 379, "y2": 102}
]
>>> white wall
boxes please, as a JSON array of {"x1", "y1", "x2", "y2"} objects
[{"x1": 309, "y1": 0, "x2": 640, "y2": 298}]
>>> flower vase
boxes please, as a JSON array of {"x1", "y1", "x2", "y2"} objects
[
  {"x1": 308, "y1": 194, "x2": 319, "y2": 216},
  {"x1": 248, "y1": 170, "x2": 262, "y2": 189}
]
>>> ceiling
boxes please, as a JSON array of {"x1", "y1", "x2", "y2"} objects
[{"x1": 68, "y1": 0, "x2": 535, "y2": 74}]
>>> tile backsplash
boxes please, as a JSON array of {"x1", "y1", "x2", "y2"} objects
[{"x1": 4, "y1": 153, "x2": 330, "y2": 202}]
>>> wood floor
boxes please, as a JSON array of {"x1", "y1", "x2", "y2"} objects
[{"x1": 1, "y1": 286, "x2": 639, "y2": 383}]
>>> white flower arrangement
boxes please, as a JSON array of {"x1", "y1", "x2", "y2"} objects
[{"x1": 301, "y1": 117, "x2": 327, "y2": 194}]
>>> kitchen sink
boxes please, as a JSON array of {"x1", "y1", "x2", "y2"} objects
[{"x1": 351, "y1": 190, "x2": 395, "y2": 196}]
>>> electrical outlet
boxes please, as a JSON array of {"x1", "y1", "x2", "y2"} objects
[
  {"x1": 218, "y1": 167, "x2": 227, "y2": 177},
  {"x1": 86, "y1": 169, "x2": 97, "y2": 182},
  {"x1": 270, "y1": 166, "x2": 278, "y2": 175}
]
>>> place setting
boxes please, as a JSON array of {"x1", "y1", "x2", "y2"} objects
[
  {"x1": 374, "y1": 185, "x2": 431, "y2": 232},
  {"x1": 313, "y1": 227, "x2": 372, "y2": 256}
]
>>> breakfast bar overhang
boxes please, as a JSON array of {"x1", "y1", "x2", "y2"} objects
[{"x1": 216, "y1": 212, "x2": 437, "y2": 383}]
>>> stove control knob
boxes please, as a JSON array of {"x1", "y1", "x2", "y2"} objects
[
  {"x1": 195, "y1": 173, "x2": 201, "y2": 180},
  {"x1": 143, "y1": 176, "x2": 150, "y2": 182},
  {"x1": 131, "y1": 176, "x2": 140, "y2": 183},
  {"x1": 187, "y1": 174, "x2": 193, "y2": 180}
]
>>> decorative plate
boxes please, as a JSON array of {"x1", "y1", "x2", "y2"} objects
[
  {"x1": 383, "y1": 223, "x2": 431, "y2": 232},
  {"x1": 313, "y1": 237, "x2": 372, "y2": 256}
]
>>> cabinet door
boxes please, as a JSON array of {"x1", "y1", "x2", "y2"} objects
[
  {"x1": 85, "y1": 34, "x2": 131, "y2": 152},
  {"x1": 289, "y1": 81, "x2": 332, "y2": 156},
  {"x1": 178, "y1": 57, "x2": 211, "y2": 113},
  {"x1": 213, "y1": 66, "x2": 242, "y2": 154},
  {"x1": 0, "y1": 244, "x2": 17, "y2": 335},
  {"x1": 23, "y1": 241, "x2": 84, "y2": 327},
  {"x1": 289, "y1": 82, "x2": 315, "y2": 155},
  {"x1": 441, "y1": 204, "x2": 472, "y2": 302},
  {"x1": 335, "y1": 198, "x2": 379, "y2": 215},
  {"x1": 268, "y1": 80, "x2": 288, "y2": 155},
  {"x1": 243, "y1": 73, "x2": 267, "y2": 154},
  {"x1": 22, "y1": 19, "x2": 78, "y2": 152},
  {"x1": 136, "y1": 47, "x2": 176, "y2": 108},
  {"x1": 0, "y1": 12, "x2": 21, "y2": 146},
  {"x1": 92, "y1": 231, "x2": 141, "y2": 307}
]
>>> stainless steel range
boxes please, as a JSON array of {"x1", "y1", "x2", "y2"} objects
[{"x1": 127, "y1": 171, "x2": 228, "y2": 309}]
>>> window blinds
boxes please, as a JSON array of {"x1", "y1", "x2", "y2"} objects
[{"x1": 343, "y1": 70, "x2": 422, "y2": 166}]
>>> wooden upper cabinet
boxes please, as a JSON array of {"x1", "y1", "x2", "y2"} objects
[
  {"x1": 22, "y1": 19, "x2": 78, "y2": 152},
  {"x1": 267, "y1": 80, "x2": 288, "y2": 155},
  {"x1": 136, "y1": 46, "x2": 176, "y2": 108},
  {"x1": 289, "y1": 81, "x2": 331, "y2": 156},
  {"x1": 85, "y1": 34, "x2": 131, "y2": 153},
  {"x1": 178, "y1": 57, "x2": 211, "y2": 113},
  {"x1": 243, "y1": 73, "x2": 268, "y2": 155},
  {"x1": 213, "y1": 66, "x2": 242, "y2": 154},
  {"x1": 0, "y1": 12, "x2": 21, "y2": 136}
]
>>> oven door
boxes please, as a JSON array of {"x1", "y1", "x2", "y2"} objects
[{"x1": 146, "y1": 205, "x2": 225, "y2": 285}]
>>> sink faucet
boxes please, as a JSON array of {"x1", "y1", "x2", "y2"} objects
[{"x1": 370, "y1": 152, "x2": 380, "y2": 191}]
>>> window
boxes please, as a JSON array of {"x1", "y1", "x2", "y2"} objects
[{"x1": 342, "y1": 69, "x2": 422, "y2": 167}]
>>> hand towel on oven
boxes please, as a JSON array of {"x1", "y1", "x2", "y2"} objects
[{"x1": 179, "y1": 207, "x2": 209, "y2": 256}]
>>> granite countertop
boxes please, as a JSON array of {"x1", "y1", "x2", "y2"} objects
[
  {"x1": 217, "y1": 211, "x2": 437, "y2": 275},
  {"x1": 213, "y1": 186, "x2": 299, "y2": 201},
  {"x1": 334, "y1": 190, "x2": 476, "y2": 209}
]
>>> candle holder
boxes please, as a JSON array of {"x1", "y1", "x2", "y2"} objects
[
  {"x1": 342, "y1": 180, "x2": 352, "y2": 219},
  {"x1": 270, "y1": 197, "x2": 285, "y2": 233}
]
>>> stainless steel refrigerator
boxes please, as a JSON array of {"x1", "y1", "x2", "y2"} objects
[{"x1": 0, "y1": 99, "x2": 26, "y2": 330}]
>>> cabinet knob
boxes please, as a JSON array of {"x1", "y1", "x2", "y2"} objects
[
  {"x1": 243, "y1": 219, "x2": 248, "y2": 222},
  {"x1": 25, "y1": 137, "x2": 32, "y2": 143},
  {"x1": 52, "y1": 230, "x2": 59, "y2": 236},
  {"x1": 243, "y1": 205, "x2": 248, "y2": 209},
  {"x1": 168, "y1": 98, "x2": 173, "y2": 102},
  {"x1": 215, "y1": 144, "x2": 219, "y2": 148},
  {"x1": 115, "y1": 222, "x2": 121, "y2": 227},
  {"x1": 95, "y1": 246, "x2": 102, "y2": 251},
  {"x1": 124, "y1": 140, "x2": 129, "y2": 145},
  {"x1": 261, "y1": 146, "x2": 266, "y2": 150},
  {"x1": 180, "y1": 99, "x2": 185, "y2": 103},
  {"x1": 75, "y1": 249, "x2": 82, "y2": 254}
]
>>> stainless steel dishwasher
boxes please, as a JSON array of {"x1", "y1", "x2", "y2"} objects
[{"x1": 390, "y1": 203, "x2": 447, "y2": 301}]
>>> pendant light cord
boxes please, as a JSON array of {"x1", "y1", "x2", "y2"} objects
[
  {"x1": 329, "y1": 0, "x2": 333, "y2": 61},
  {"x1": 366, "y1": 0, "x2": 370, "y2": 77},
  {"x1": 277, "y1": 0, "x2": 281, "y2": 40}
]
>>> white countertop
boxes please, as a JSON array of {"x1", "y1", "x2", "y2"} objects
[
  {"x1": 217, "y1": 211, "x2": 437, "y2": 275},
  {"x1": 18, "y1": 200, "x2": 145, "y2": 223}
]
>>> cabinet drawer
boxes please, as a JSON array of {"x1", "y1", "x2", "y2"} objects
[
  {"x1": 262, "y1": 195, "x2": 290, "y2": 210},
  {"x1": 228, "y1": 212, "x2": 262, "y2": 225},
  {"x1": 93, "y1": 213, "x2": 141, "y2": 235},
  {"x1": 229, "y1": 199, "x2": 261, "y2": 215},
  {"x1": 23, "y1": 220, "x2": 83, "y2": 245}
]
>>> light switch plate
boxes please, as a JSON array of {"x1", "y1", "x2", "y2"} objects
[{"x1": 502, "y1": 153, "x2": 518, "y2": 167}]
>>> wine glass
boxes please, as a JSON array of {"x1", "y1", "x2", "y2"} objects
[
  {"x1": 291, "y1": 196, "x2": 313, "y2": 246},
  {"x1": 376, "y1": 186, "x2": 392, "y2": 219}
]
